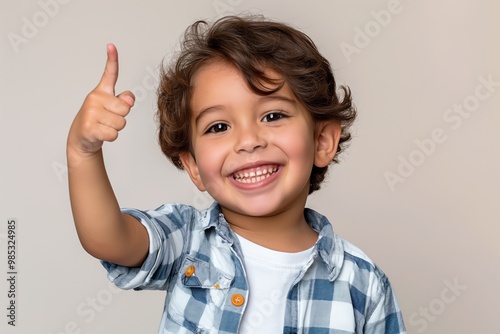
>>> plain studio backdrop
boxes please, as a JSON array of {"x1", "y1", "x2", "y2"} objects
[{"x1": 1, "y1": 0, "x2": 498, "y2": 333}]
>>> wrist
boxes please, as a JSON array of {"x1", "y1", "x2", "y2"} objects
[{"x1": 66, "y1": 141, "x2": 103, "y2": 169}]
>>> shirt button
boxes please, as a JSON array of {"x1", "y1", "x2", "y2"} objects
[
  {"x1": 185, "y1": 265, "x2": 195, "y2": 277},
  {"x1": 231, "y1": 293, "x2": 245, "y2": 307}
]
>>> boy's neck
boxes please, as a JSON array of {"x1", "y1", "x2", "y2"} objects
[{"x1": 221, "y1": 198, "x2": 318, "y2": 253}]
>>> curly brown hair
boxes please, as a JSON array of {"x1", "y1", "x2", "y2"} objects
[{"x1": 157, "y1": 15, "x2": 356, "y2": 194}]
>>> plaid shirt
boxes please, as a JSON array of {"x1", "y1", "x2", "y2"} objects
[{"x1": 102, "y1": 202, "x2": 406, "y2": 333}]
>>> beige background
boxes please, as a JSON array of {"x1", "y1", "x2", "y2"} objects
[{"x1": 1, "y1": 0, "x2": 499, "y2": 333}]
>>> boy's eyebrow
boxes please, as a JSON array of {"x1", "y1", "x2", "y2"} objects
[
  {"x1": 194, "y1": 105, "x2": 224, "y2": 126},
  {"x1": 194, "y1": 94, "x2": 298, "y2": 125},
  {"x1": 259, "y1": 94, "x2": 297, "y2": 105}
]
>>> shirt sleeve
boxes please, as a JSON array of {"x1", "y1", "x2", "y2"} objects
[
  {"x1": 364, "y1": 273, "x2": 406, "y2": 334},
  {"x1": 101, "y1": 204, "x2": 193, "y2": 291}
]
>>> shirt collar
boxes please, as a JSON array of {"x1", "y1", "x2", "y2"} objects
[
  {"x1": 200, "y1": 202, "x2": 344, "y2": 281},
  {"x1": 199, "y1": 202, "x2": 234, "y2": 242},
  {"x1": 304, "y1": 208, "x2": 345, "y2": 281}
]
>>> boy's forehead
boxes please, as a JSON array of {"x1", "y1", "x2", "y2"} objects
[
  {"x1": 192, "y1": 60, "x2": 284, "y2": 88},
  {"x1": 190, "y1": 61, "x2": 295, "y2": 114}
]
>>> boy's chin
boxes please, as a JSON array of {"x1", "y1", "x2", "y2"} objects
[{"x1": 218, "y1": 199, "x2": 286, "y2": 219}]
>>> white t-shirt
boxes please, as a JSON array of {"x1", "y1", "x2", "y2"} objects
[{"x1": 236, "y1": 234, "x2": 314, "y2": 334}]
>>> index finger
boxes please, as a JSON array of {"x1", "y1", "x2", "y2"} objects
[{"x1": 97, "y1": 43, "x2": 119, "y2": 95}]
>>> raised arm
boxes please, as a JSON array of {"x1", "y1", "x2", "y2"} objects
[{"x1": 67, "y1": 44, "x2": 148, "y2": 267}]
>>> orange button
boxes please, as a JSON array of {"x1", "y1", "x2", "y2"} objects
[
  {"x1": 213, "y1": 283, "x2": 220, "y2": 289},
  {"x1": 185, "y1": 265, "x2": 195, "y2": 277},
  {"x1": 231, "y1": 294, "x2": 245, "y2": 307}
]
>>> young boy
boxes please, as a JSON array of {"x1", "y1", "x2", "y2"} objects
[{"x1": 67, "y1": 15, "x2": 406, "y2": 333}]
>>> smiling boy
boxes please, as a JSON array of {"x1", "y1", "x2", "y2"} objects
[
  {"x1": 67, "y1": 16, "x2": 406, "y2": 333},
  {"x1": 182, "y1": 61, "x2": 324, "y2": 252}
]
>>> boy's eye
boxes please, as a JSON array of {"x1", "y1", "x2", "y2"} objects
[
  {"x1": 206, "y1": 123, "x2": 229, "y2": 133},
  {"x1": 262, "y1": 112, "x2": 287, "y2": 122}
]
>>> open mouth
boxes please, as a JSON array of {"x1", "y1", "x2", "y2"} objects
[{"x1": 232, "y1": 165, "x2": 279, "y2": 184}]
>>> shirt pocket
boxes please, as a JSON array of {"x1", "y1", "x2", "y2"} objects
[{"x1": 166, "y1": 255, "x2": 233, "y2": 332}]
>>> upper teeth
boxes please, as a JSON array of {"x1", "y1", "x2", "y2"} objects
[{"x1": 233, "y1": 166, "x2": 278, "y2": 183}]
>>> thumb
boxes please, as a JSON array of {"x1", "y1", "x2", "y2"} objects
[
  {"x1": 96, "y1": 43, "x2": 119, "y2": 95},
  {"x1": 117, "y1": 91, "x2": 136, "y2": 108}
]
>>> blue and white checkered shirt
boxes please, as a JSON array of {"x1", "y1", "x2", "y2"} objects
[{"x1": 102, "y1": 202, "x2": 406, "y2": 333}]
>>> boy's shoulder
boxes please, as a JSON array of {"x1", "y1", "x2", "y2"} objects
[
  {"x1": 334, "y1": 234, "x2": 395, "y2": 301},
  {"x1": 305, "y1": 208, "x2": 390, "y2": 285},
  {"x1": 125, "y1": 202, "x2": 213, "y2": 225},
  {"x1": 340, "y1": 237, "x2": 387, "y2": 274},
  {"x1": 341, "y1": 237, "x2": 379, "y2": 270},
  {"x1": 123, "y1": 202, "x2": 229, "y2": 238}
]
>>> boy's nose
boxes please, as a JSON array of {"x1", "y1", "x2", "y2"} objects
[{"x1": 234, "y1": 124, "x2": 268, "y2": 153}]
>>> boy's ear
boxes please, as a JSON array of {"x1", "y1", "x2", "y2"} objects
[
  {"x1": 314, "y1": 121, "x2": 341, "y2": 168},
  {"x1": 179, "y1": 152, "x2": 207, "y2": 192}
]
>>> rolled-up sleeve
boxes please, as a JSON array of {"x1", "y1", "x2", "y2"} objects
[{"x1": 101, "y1": 204, "x2": 193, "y2": 291}]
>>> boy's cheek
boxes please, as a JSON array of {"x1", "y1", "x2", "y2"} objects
[{"x1": 197, "y1": 173, "x2": 227, "y2": 200}]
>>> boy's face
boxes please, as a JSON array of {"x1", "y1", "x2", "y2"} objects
[{"x1": 180, "y1": 61, "x2": 335, "y2": 218}]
